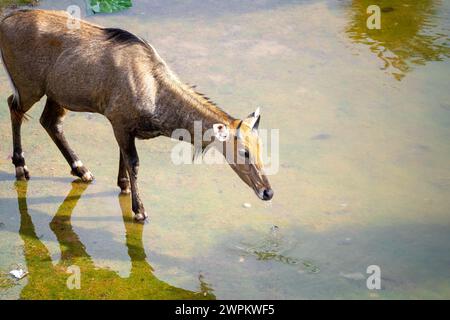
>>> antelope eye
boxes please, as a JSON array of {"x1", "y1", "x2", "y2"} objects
[{"x1": 239, "y1": 149, "x2": 250, "y2": 158}]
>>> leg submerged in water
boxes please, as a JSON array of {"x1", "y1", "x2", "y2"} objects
[
  {"x1": 113, "y1": 127, "x2": 148, "y2": 222},
  {"x1": 118, "y1": 150, "x2": 131, "y2": 194}
]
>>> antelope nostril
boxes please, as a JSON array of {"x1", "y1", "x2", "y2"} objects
[{"x1": 262, "y1": 188, "x2": 274, "y2": 200}]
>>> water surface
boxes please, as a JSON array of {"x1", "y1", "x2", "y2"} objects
[{"x1": 0, "y1": 0, "x2": 449, "y2": 299}]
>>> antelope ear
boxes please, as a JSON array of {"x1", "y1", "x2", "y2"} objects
[
  {"x1": 213, "y1": 123, "x2": 229, "y2": 142},
  {"x1": 252, "y1": 113, "x2": 261, "y2": 131},
  {"x1": 253, "y1": 107, "x2": 261, "y2": 119},
  {"x1": 245, "y1": 107, "x2": 261, "y2": 131},
  {"x1": 246, "y1": 107, "x2": 261, "y2": 119}
]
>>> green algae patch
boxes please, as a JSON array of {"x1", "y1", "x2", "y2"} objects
[
  {"x1": 87, "y1": 0, "x2": 132, "y2": 14},
  {"x1": 0, "y1": 272, "x2": 16, "y2": 290}
]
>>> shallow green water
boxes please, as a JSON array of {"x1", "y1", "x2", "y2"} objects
[{"x1": 0, "y1": 0, "x2": 449, "y2": 299}]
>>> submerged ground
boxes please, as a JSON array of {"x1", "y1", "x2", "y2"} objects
[{"x1": 0, "y1": 0, "x2": 449, "y2": 299}]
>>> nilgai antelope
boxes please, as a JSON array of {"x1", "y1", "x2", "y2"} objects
[{"x1": 0, "y1": 9, "x2": 274, "y2": 221}]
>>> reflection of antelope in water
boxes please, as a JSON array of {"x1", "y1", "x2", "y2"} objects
[{"x1": 15, "y1": 181, "x2": 214, "y2": 299}]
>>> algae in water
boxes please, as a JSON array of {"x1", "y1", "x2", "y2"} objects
[{"x1": 87, "y1": 0, "x2": 132, "y2": 14}]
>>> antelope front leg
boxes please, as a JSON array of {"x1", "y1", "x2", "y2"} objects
[{"x1": 113, "y1": 129, "x2": 147, "y2": 221}]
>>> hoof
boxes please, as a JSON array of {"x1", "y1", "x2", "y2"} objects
[
  {"x1": 118, "y1": 178, "x2": 131, "y2": 194},
  {"x1": 81, "y1": 171, "x2": 94, "y2": 182},
  {"x1": 134, "y1": 212, "x2": 148, "y2": 222},
  {"x1": 15, "y1": 166, "x2": 30, "y2": 181},
  {"x1": 120, "y1": 188, "x2": 131, "y2": 195},
  {"x1": 71, "y1": 166, "x2": 94, "y2": 183}
]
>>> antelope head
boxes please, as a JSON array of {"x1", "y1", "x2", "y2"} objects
[{"x1": 213, "y1": 108, "x2": 274, "y2": 201}]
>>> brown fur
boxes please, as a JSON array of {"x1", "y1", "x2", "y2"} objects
[{"x1": 0, "y1": 9, "x2": 273, "y2": 220}]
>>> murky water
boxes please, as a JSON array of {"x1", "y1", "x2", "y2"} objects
[{"x1": 0, "y1": 0, "x2": 449, "y2": 299}]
